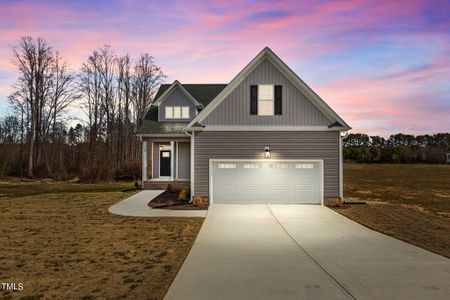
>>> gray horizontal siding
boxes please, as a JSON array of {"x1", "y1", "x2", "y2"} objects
[
  {"x1": 194, "y1": 131, "x2": 339, "y2": 198},
  {"x1": 203, "y1": 59, "x2": 331, "y2": 126},
  {"x1": 158, "y1": 87, "x2": 196, "y2": 121},
  {"x1": 152, "y1": 142, "x2": 161, "y2": 178},
  {"x1": 177, "y1": 142, "x2": 191, "y2": 180}
]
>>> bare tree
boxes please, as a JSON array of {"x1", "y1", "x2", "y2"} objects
[
  {"x1": 117, "y1": 54, "x2": 132, "y2": 165},
  {"x1": 44, "y1": 51, "x2": 78, "y2": 173},
  {"x1": 79, "y1": 50, "x2": 102, "y2": 164},
  {"x1": 5, "y1": 40, "x2": 166, "y2": 180},
  {"x1": 10, "y1": 37, "x2": 53, "y2": 177},
  {"x1": 132, "y1": 53, "x2": 165, "y2": 128},
  {"x1": 97, "y1": 45, "x2": 117, "y2": 161}
]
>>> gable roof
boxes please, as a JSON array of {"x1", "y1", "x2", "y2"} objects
[
  {"x1": 153, "y1": 80, "x2": 202, "y2": 107},
  {"x1": 153, "y1": 82, "x2": 227, "y2": 108},
  {"x1": 137, "y1": 82, "x2": 227, "y2": 135},
  {"x1": 187, "y1": 47, "x2": 351, "y2": 130}
]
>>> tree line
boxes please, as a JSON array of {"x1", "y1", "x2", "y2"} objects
[
  {"x1": 343, "y1": 133, "x2": 450, "y2": 164},
  {"x1": 1, "y1": 36, "x2": 448, "y2": 181},
  {"x1": 0, "y1": 36, "x2": 165, "y2": 181}
]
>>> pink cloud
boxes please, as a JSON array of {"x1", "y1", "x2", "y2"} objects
[{"x1": 0, "y1": 0, "x2": 449, "y2": 136}]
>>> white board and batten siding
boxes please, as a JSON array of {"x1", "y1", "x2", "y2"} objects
[
  {"x1": 203, "y1": 59, "x2": 331, "y2": 126},
  {"x1": 210, "y1": 160, "x2": 323, "y2": 204},
  {"x1": 158, "y1": 88, "x2": 197, "y2": 121}
]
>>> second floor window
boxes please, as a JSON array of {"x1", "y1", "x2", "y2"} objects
[
  {"x1": 250, "y1": 85, "x2": 282, "y2": 116},
  {"x1": 258, "y1": 85, "x2": 274, "y2": 116},
  {"x1": 165, "y1": 106, "x2": 190, "y2": 119}
]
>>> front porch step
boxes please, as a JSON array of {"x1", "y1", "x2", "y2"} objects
[{"x1": 143, "y1": 180, "x2": 190, "y2": 190}]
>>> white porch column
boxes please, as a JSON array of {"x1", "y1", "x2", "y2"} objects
[
  {"x1": 176, "y1": 141, "x2": 179, "y2": 179},
  {"x1": 190, "y1": 132, "x2": 195, "y2": 200},
  {"x1": 170, "y1": 141, "x2": 174, "y2": 181},
  {"x1": 142, "y1": 141, "x2": 148, "y2": 184},
  {"x1": 339, "y1": 133, "x2": 343, "y2": 200}
]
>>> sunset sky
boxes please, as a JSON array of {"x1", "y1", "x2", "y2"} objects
[{"x1": 0, "y1": 0, "x2": 449, "y2": 136}]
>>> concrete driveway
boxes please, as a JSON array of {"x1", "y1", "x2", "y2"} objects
[{"x1": 165, "y1": 204, "x2": 450, "y2": 300}]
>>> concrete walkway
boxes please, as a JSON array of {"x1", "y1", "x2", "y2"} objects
[
  {"x1": 165, "y1": 204, "x2": 450, "y2": 300},
  {"x1": 108, "y1": 191, "x2": 207, "y2": 217}
]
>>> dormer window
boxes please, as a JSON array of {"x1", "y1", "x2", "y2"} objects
[
  {"x1": 250, "y1": 85, "x2": 282, "y2": 116},
  {"x1": 165, "y1": 106, "x2": 190, "y2": 119}
]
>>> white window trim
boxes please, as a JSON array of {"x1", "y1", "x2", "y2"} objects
[
  {"x1": 182, "y1": 106, "x2": 190, "y2": 119},
  {"x1": 165, "y1": 106, "x2": 173, "y2": 119},
  {"x1": 173, "y1": 107, "x2": 181, "y2": 119},
  {"x1": 165, "y1": 106, "x2": 190, "y2": 119},
  {"x1": 258, "y1": 84, "x2": 274, "y2": 116}
]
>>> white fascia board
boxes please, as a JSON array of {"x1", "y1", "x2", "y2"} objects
[
  {"x1": 136, "y1": 133, "x2": 188, "y2": 138},
  {"x1": 186, "y1": 47, "x2": 351, "y2": 130},
  {"x1": 187, "y1": 49, "x2": 268, "y2": 128},
  {"x1": 154, "y1": 80, "x2": 201, "y2": 107},
  {"x1": 153, "y1": 81, "x2": 177, "y2": 106},
  {"x1": 185, "y1": 126, "x2": 204, "y2": 132},
  {"x1": 264, "y1": 52, "x2": 351, "y2": 130},
  {"x1": 203, "y1": 125, "x2": 343, "y2": 131}
]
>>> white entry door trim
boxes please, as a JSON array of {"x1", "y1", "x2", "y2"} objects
[{"x1": 209, "y1": 159, "x2": 324, "y2": 204}]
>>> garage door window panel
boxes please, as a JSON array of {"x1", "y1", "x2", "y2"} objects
[
  {"x1": 243, "y1": 163, "x2": 259, "y2": 169},
  {"x1": 218, "y1": 163, "x2": 237, "y2": 169},
  {"x1": 295, "y1": 163, "x2": 314, "y2": 169}
]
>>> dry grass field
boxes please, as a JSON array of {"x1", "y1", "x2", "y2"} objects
[
  {"x1": 0, "y1": 181, "x2": 204, "y2": 300},
  {"x1": 334, "y1": 164, "x2": 450, "y2": 258}
]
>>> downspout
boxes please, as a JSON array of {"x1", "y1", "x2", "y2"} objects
[
  {"x1": 184, "y1": 125, "x2": 205, "y2": 203},
  {"x1": 184, "y1": 129, "x2": 193, "y2": 203},
  {"x1": 339, "y1": 131, "x2": 348, "y2": 201}
]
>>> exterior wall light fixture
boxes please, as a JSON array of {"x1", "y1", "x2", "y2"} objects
[{"x1": 264, "y1": 147, "x2": 271, "y2": 159}]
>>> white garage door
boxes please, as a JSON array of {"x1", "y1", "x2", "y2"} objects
[{"x1": 210, "y1": 160, "x2": 322, "y2": 204}]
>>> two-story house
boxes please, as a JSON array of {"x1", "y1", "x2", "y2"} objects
[{"x1": 136, "y1": 47, "x2": 351, "y2": 205}]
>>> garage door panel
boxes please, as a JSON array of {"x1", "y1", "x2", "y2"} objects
[{"x1": 211, "y1": 160, "x2": 321, "y2": 204}]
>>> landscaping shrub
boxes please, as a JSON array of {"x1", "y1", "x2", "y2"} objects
[
  {"x1": 334, "y1": 198, "x2": 343, "y2": 207},
  {"x1": 192, "y1": 195, "x2": 204, "y2": 206},
  {"x1": 178, "y1": 187, "x2": 190, "y2": 202}
]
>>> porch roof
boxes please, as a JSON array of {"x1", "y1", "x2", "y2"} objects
[{"x1": 136, "y1": 120, "x2": 188, "y2": 135}]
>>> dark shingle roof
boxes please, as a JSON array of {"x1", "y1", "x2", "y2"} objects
[
  {"x1": 154, "y1": 84, "x2": 227, "y2": 107},
  {"x1": 138, "y1": 83, "x2": 227, "y2": 135}
]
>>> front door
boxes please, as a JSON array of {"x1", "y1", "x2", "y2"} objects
[{"x1": 160, "y1": 150, "x2": 171, "y2": 177}]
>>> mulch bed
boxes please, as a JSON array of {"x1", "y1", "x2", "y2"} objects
[{"x1": 148, "y1": 189, "x2": 208, "y2": 210}]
